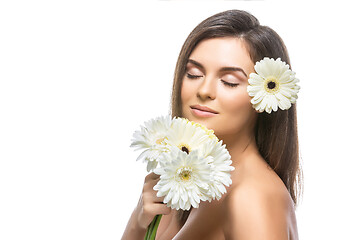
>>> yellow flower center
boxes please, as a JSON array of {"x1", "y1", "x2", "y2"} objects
[
  {"x1": 178, "y1": 143, "x2": 191, "y2": 154},
  {"x1": 178, "y1": 167, "x2": 192, "y2": 181},
  {"x1": 264, "y1": 76, "x2": 280, "y2": 93},
  {"x1": 156, "y1": 137, "x2": 165, "y2": 145}
]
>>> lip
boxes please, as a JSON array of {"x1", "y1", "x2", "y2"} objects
[{"x1": 190, "y1": 105, "x2": 219, "y2": 117}]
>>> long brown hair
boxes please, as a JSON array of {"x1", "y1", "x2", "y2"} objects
[{"x1": 170, "y1": 9, "x2": 303, "y2": 226}]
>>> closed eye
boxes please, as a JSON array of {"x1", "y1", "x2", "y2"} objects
[
  {"x1": 221, "y1": 79, "x2": 239, "y2": 88},
  {"x1": 186, "y1": 73, "x2": 203, "y2": 79}
]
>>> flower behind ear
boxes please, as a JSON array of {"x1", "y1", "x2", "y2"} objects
[{"x1": 247, "y1": 57, "x2": 300, "y2": 114}]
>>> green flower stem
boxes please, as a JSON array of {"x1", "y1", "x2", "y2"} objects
[
  {"x1": 145, "y1": 217, "x2": 155, "y2": 240},
  {"x1": 144, "y1": 223, "x2": 150, "y2": 240},
  {"x1": 149, "y1": 215, "x2": 162, "y2": 240},
  {"x1": 144, "y1": 214, "x2": 163, "y2": 240}
]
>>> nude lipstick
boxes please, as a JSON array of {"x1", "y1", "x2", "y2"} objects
[{"x1": 190, "y1": 105, "x2": 219, "y2": 118}]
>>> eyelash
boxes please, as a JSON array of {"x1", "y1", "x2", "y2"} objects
[
  {"x1": 186, "y1": 73, "x2": 202, "y2": 79},
  {"x1": 186, "y1": 73, "x2": 239, "y2": 88},
  {"x1": 221, "y1": 80, "x2": 239, "y2": 88}
]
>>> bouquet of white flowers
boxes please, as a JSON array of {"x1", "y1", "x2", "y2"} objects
[{"x1": 130, "y1": 116, "x2": 234, "y2": 240}]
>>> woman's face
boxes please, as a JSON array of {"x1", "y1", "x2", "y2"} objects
[{"x1": 181, "y1": 37, "x2": 257, "y2": 140}]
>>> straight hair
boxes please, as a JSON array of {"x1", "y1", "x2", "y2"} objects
[{"x1": 170, "y1": 9, "x2": 303, "y2": 226}]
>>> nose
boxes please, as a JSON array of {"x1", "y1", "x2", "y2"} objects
[{"x1": 197, "y1": 75, "x2": 216, "y2": 101}]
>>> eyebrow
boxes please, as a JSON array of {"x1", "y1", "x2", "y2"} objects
[{"x1": 187, "y1": 59, "x2": 248, "y2": 77}]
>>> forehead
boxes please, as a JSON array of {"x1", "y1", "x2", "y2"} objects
[{"x1": 188, "y1": 37, "x2": 254, "y2": 74}]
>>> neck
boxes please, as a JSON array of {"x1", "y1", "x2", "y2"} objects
[{"x1": 219, "y1": 132, "x2": 259, "y2": 166}]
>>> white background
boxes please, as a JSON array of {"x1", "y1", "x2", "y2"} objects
[{"x1": 1, "y1": 0, "x2": 359, "y2": 239}]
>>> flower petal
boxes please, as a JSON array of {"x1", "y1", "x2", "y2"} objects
[{"x1": 248, "y1": 57, "x2": 299, "y2": 113}]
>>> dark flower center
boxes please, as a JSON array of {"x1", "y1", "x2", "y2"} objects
[
  {"x1": 181, "y1": 146, "x2": 189, "y2": 154},
  {"x1": 267, "y1": 81, "x2": 276, "y2": 89}
]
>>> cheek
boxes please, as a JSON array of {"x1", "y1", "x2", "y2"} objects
[
  {"x1": 180, "y1": 81, "x2": 186, "y2": 103},
  {"x1": 180, "y1": 80, "x2": 193, "y2": 114},
  {"x1": 181, "y1": 79, "x2": 196, "y2": 102},
  {"x1": 220, "y1": 87, "x2": 252, "y2": 113},
  {"x1": 218, "y1": 88, "x2": 255, "y2": 129}
]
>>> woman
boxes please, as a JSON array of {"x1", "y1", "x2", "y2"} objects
[{"x1": 122, "y1": 9, "x2": 301, "y2": 240}]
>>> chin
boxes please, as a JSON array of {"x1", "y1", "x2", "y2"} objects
[
  {"x1": 194, "y1": 119, "x2": 215, "y2": 131},
  {"x1": 182, "y1": 110, "x2": 215, "y2": 130}
]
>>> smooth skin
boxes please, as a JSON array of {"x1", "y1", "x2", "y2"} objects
[{"x1": 121, "y1": 37, "x2": 299, "y2": 240}]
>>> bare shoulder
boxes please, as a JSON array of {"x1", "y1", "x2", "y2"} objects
[
  {"x1": 223, "y1": 158, "x2": 299, "y2": 240},
  {"x1": 168, "y1": 155, "x2": 299, "y2": 240}
]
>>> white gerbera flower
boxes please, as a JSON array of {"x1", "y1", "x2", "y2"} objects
[
  {"x1": 201, "y1": 139, "x2": 234, "y2": 201},
  {"x1": 165, "y1": 117, "x2": 217, "y2": 155},
  {"x1": 130, "y1": 115, "x2": 172, "y2": 171},
  {"x1": 153, "y1": 147, "x2": 213, "y2": 210},
  {"x1": 247, "y1": 57, "x2": 300, "y2": 114}
]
